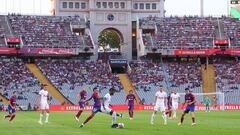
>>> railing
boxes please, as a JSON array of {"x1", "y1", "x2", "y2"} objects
[
  {"x1": 143, "y1": 43, "x2": 240, "y2": 50},
  {"x1": 85, "y1": 29, "x2": 95, "y2": 49},
  {"x1": 138, "y1": 29, "x2": 146, "y2": 56},
  {"x1": 4, "y1": 16, "x2": 13, "y2": 37}
]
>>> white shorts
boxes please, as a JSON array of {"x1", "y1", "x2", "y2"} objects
[
  {"x1": 154, "y1": 105, "x2": 166, "y2": 112},
  {"x1": 101, "y1": 106, "x2": 112, "y2": 114},
  {"x1": 172, "y1": 103, "x2": 178, "y2": 111},
  {"x1": 40, "y1": 102, "x2": 49, "y2": 110}
]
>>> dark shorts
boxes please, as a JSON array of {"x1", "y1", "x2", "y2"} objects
[
  {"x1": 184, "y1": 105, "x2": 195, "y2": 113},
  {"x1": 79, "y1": 102, "x2": 85, "y2": 108},
  {"x1": 128, "y1": 104, "x2": 134, "y2": 111},
  {"x1": 92, "y1": 106, "x2": 101, "y2": 114},
  {"x1": 168, "y1": 105, "x2": 172, "y2": 110},
  {"x1": 8, "y1": 106, "x2": 16, "y2": 114}
]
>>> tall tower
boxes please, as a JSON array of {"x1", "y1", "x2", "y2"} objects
[{"x1": 200, "y1": 0, "x2": 204, "y2": 17}]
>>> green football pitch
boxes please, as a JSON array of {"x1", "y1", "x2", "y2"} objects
[{"x1": 0, "y1": 111, "x2": 239, "y2": 135}]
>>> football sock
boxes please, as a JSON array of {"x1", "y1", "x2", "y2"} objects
[
  {"x1": 39, "y1": 114, "x2": 43, "y2": 122},
  {"x1": 180, "y1": 115, "x2": 184, "y2": 123},
  {"x1": 76, "y1": 110, "x2": 83, "y2": 118},
  {"x1": 192, "y1": 117, "x2": 195, "y2": 123},
  {"x1": 112, "y1": 111, "x2": 117, "y2": 125},
  {"x1": 9, "y1": 114, "x2": 16, "y2": 121},
  {"x1": 151, "y1": 113, "x2": 156, "y2": 123},
  {"x1": 83, "y1": 115, "x2": 94, "y2": 125},
  {"x1": 169, "y1": 111, "x2": 172, "y2": 117},
  {"x1": 163, "y1": 113, "x2": 167, "y2": 123},
  {"x1": 173, "y1": 111, "x2": 176, "y2": 118},
  {"x1": 46, "y1": 113, "x2": 49, "y2": 122},
  {"x1": 5, "y1": 115, "x2": 11, "y2": 118}
]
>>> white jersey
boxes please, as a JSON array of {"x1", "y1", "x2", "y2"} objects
[
  {"x1": 103, "y1": 93, "x2": 111, "y2": 107},
  {"x1": 39, "y1": 89, "x2": 48, "y2": 103},
  {"x1": 171, "y1": 93, "x2": 180, "y2": 104},
  {"x1": 155, "y1": 91, "x2": 167, "y2": 106}
]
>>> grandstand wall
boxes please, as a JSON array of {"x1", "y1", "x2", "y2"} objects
[{"x1": 51, "y1": 0, "x2": 165, "y2": 59}]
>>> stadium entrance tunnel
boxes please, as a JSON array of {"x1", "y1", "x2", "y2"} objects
[{"x1": 111, "y1": 66, "x2": 127, "y2": 73}]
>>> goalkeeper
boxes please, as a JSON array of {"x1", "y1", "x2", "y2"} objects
[{"x1": 204, "y1": 96, "x2": 211, "y2": 112}]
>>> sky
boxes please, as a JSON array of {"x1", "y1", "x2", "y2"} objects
[
  {"x1": 165, "y1": 0, "x2": 229, "y2": 16},
  {"x1": 0, "y1": 0, "x2": 231, "y2": 16}
]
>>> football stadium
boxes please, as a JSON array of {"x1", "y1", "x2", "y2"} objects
[{"x1": 0, "y1": 0, "x2": 240, "y2": 135}]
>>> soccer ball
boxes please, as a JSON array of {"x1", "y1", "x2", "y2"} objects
[{"x1": 118, "y1": 123, "x2": 124, "y2": 128}]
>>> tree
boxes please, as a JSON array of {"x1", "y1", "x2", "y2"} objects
[{"x1": 98, "y1": 30, "x2": 121, "y2": 51}]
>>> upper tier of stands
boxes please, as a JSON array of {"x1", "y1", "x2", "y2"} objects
[
  {"x1": 7, "y1": 15, "x2": 93, "y2": 48},
  {"x1": 222, "y1": 17, "x2": 240, "y2": 47},
  {"x1": 0, "y1": 24, "x2": 6, "y2": 45},
  {"x1": 1, "y1": 16, "x2": 239, "y2": 49},
  {"x1": 140, "y1": 16, "x2": 240, "y2": 49}
]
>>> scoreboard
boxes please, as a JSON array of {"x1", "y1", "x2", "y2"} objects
[{"x1": 231, "y1": 0, "x2": 240, "y2": 4}]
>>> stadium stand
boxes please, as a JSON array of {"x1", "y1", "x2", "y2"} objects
[
  {"x1": 0, "y1": 15, "x2": 239, "y2": 106},
  {"x1": 129, "y1": 61, "x2": 164, "y2": 86},
  {"x1": 140, "y1": 17, "x2": 216, "y2": 49},
  {"x1": 166, "y1": 61, "x2": 202, "y2": 88},
  {"x1": 8, "y1": 15, "x2": 93, "y2": 48},
  {"x1": 129, "y1": 61, "x2": 203, "y2": 104},
  {"x1": 222, "y1": 17, "x2": 240, "y2": 47},
  {"x1": 36, "y1": 59, "x2": 125, "y2": 104},
  {"x1": 215, "y1": 60, "x2": 240, "y2": 85},
  {"x1": 0, "y1": 59, "x2": 59, "y2": 107},
  {"x1": 0, "y1": 24, "x2": 5, "y2": 45},
  {"x1": 215, "y1": 59, "x2": 240, "y2": 104},
  {"x1": 0, "y1": 58, "x2": 239, "y2": 105},
  {"x1": 0, "y1": 18, "x2": 6, "y2": 46},
  {"x1": 26, "y1": 63, "x2": 72, "y2": 104}
]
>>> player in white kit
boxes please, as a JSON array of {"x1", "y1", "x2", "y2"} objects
[
  {"x1": 170, "y1": 88, "x2": 180, "y2": 120},
  {"x1": 101, "y1": 88, "x2": 123, "y2": 128},
  {"x1": 151, "y1": 85, "x2": 168, "y2": 125},
  {"x1": 38, "y1": 84, "x2": 50, "y2": 125}
]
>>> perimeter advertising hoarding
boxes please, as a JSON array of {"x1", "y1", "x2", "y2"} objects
[
  {"x1": 0, "y1": 47, "x2": 17, "y2": 54},
  {"x1": 5, "y1": 38, "x2": 21, "y2": 43},
  {"x1": 19, "y1": 48, "x2": 77, "y2": 55},
  {"x1": 174, "y1": 49, "x2": 240, "y2": 56},
  {"x1": 174, "y1": 49, "x2": 220, "y2": 56},
  {"x1": 49, "y1": 104, "x2": 240, "y2": 111}
]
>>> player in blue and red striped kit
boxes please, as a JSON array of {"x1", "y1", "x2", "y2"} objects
[
  {"x1": 125, "y1": 90, "x2": 137, "y2": 120},
  {"x1": 4, "y1": 91, "x2": 17, "y2": 123},
  {"x1": 75, "y1": 86, "x2": 88, "y2": 122},
  {"x1": 166, "y1": 93, "x2": 173, "y2": 119},
  {"x1": 79, "y1": 87, "x2": 102, "y2": 128},
  {"x1": 178, "y1": 88, "x2": 196, "y2": 126},
  {"x1": 79, "y1": 87, "x2": 123, "y2": 128}
]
